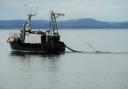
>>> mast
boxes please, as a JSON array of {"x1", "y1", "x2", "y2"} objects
[
  {"x1": 50, "y1": 11, "x2": 64, "y2": 36},
  {"x1": 20, "y1": 12, "x2": 36, "y2": 43}
]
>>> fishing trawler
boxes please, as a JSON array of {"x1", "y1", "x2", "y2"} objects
[{"x1": 7, "y1": 11, "x2": 65, "y2": 53}]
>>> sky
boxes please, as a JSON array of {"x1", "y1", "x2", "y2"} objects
[{"x1": 0, "y1": 0, "x2": 128, "y2": 21}]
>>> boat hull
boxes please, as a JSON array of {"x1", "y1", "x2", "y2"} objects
[{"x1": 9, "y1": 41, "x2": 65, "y2": 53}]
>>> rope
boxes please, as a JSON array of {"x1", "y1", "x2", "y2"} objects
[
  {"x1": 64, "y1": 44, "x2": 81, "y2": 52},
  {"x1": 64, "y1": 43, "x2": 128, "y2": 54}
]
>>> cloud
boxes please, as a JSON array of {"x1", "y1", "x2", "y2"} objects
[
  {"x1": 0, "y1": 0, "x2": 128, "y2": 21},
  {"x1": 0, "y1": 0, "x2": 12, "y2": 2}
]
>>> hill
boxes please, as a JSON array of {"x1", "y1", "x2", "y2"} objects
[{"x1": 0, "y1": 18, "x2": 128, "y2": 29}]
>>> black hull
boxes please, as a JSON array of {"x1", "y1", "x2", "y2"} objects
[{"x1": 9, "y1": 41, "x2": 65, "y2": 53}]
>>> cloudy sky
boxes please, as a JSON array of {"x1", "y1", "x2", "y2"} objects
[{"x1": 0, "y1": 0, "x2": 128, "y2": 21}]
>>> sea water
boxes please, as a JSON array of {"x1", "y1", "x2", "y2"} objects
[{"x1": 0, "y1": 29, "x2": 128, "y2": 89}]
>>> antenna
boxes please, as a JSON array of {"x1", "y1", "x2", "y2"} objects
[{"x1": 27, "y1": 7, "x2": 37, "y2": 16}]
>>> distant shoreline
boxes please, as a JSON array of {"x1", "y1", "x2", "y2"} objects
[
  {"x1": 0, "y1": 18, "x2": 128, "y2": 29},
  {"x1": 0, "y1": 28, "x2": 128, "y2": 30}
]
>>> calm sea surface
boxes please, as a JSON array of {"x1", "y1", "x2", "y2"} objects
[{"x1": 0, "y1": 29, "x2": 128, "y2": 89}]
